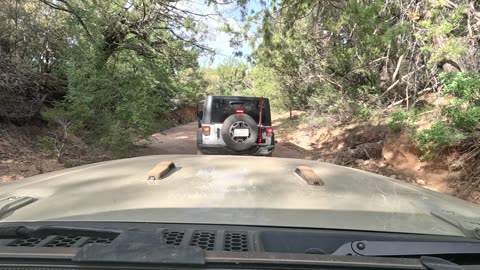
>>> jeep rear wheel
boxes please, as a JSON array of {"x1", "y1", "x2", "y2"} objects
[{"x1": 221, "y1": 114, "x2": 258, "y2": 151}]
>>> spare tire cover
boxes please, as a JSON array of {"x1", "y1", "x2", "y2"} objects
[{"x1": 221, "y1": 114, "x2": 258, "y2": 151}]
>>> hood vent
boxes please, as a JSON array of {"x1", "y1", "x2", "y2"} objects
[
  {"x1": 146, "y1": 161, "x2": 176, "y2": 180},
  {"x1": 295, "y1": 166, "x2": 324, "y2": 186}
]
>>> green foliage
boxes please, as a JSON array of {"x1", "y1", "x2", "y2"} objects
[
  {"x1": 63, "y1": 44, "x2": 175, "y2": 156},
  {"x1": 5, "y1": 0, "x2": 480, "y2": 163},
  {"x1": 413, "y1": 72, "x2": 480, "y2": 159},
  {"x1": 308, "y1": 86, "x2": 357, "y2": 118},
  {"x1": 18, "y1": 0, "x2": 209, "y2": 156},
  {"x1": 98, "y1": 122, "x2": 135, "y2": 156},
  {"x1": 439, "y1": 72, "x2": 480, "y2": 132},
  {"x1": 244, "y1": 65, "x2": 283, "y2": 110},
  {"x1": 202, "y1": 57, "x2": 248, "y2": 95},
  {"x1": 250, "y1": 0, "x2": 415, "y2": 115},
  {"x1": 416, "y1": 3, "x2": 466, "y2": 67},
  {"x1": 439, "y1": 72, "x2": 480, "y2": 103},
  {"x1": 442, "y1": 102, "x2": 480, "y2": 132},
  {"x1": 0, "y1": 0, "x2": 71, "y2": 73},
  {"x1": 415, "y1": 121, "x2": 454, "y2": 160},
  {"x1": 174, "y1": 68, "x2": 207, "y2": 105},
  {"x1": 357, "y1": 107, "x2": 373, "y2": 119},
  {"x1": 388, "y1": 109, "x2": 416, "y2": 132}
]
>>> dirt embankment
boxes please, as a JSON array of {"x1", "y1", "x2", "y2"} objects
[
  {"x1": 272, "y1": 112, "x2": 473, "y2": 202},
  {"x1": 1, "y1": 124, "x2": 65, "y2": 182}
]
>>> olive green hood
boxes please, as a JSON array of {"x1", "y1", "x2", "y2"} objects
[{"x1": 1, "y1": 155, "x2": 479, "y2": 238}]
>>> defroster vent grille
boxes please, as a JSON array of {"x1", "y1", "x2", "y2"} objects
[
  {"x1": 224, "y1": 231, "x2": 249, "y2": 251},
  {"x1": 163, "y1": 230, "x2": 185, "y2": 246},
  {"x1": 190, "y1": 230, "x2": 216, "y2": 250}
]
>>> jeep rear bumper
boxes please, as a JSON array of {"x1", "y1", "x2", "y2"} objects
[{"x1": 197, "y1": 144, "x2": 274, "y2": 156}]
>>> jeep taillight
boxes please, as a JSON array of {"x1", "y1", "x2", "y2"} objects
[
  {"x1": 235, "y1": 108, "x2": 245, "y2": 114},
  {"x1": 266, "y1": 127, "x2": 273, "y2": 136},
  {"x1": 202, "y1": 126, "x2": 211, "y2": 136}
]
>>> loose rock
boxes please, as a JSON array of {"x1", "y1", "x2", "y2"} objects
[{"x1": 416, "y1": 179, "x2": 427, "y2": 185}]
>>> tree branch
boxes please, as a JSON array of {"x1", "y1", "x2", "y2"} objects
[{"x1": 39, "y1": 0, "x2": 94, "y2": 43}]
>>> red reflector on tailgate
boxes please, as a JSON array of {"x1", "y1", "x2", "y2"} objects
[{"x1": 202, "y1": 126, "x2": 211, "y2": 136}]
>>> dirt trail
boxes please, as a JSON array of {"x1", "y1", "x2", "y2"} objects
[
  {"x1": 142, "y1": 121, "x2": 305, "y2": 159},
  {"x1": 143, "y1": 122, "x2": 197, "y2": 155}
]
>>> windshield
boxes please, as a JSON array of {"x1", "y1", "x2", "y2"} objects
[
  {"x1": 210, "y1": 97, "x2": 272, "y2": 125},
  {"x1": 1, "y1": 0, "x2": 479, "y2": 241}
]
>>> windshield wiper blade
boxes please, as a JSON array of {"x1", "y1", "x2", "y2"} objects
[{"x1": 332, "y1": 240, "x2": 480, "y2": 257}]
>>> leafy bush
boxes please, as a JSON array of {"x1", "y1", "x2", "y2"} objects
[
  {"x1": 243, "y1": 65, "x2": 283, "y2": 111},
  {"x1": 357, "y1": 107, "x2": 373, "y2": 119},
  {"x1": 415, "y1": 121, "x2": 454, "y2": 160},
  {"x1": 308, "y1": 85, "x2": 358, "y2": 118},
  {"x1": 387, "y1": 109, "x2": 416, "y2": 132},
  {"x1": 412, "y1": 72, "x2": 480, "y2": 160},
  {"x1": 439, "y1": 72, "x2": 480, "y2": 103},
  {"x1": 438, "y1": 72, "x2": 480, "y2": 132},
  {"x1": 442, "y1": 102, "x2": 480, "y2": 132},
  {"x1": 59, "y1": 45, "x2": 176, "y2": 157}
]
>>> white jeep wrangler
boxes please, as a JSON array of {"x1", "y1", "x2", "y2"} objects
[{"x1": 196, "y1": 95, "x2": 275, "y2": 156}]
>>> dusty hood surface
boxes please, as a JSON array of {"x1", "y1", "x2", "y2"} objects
[{"x1": 1, "y1": 155, "x2": 479, "y2": 237}]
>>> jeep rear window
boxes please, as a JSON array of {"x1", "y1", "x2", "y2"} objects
[{"x1": 211, "y1": 97, "x2": 272, "y2": 126}]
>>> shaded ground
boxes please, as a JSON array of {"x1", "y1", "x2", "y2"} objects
[
  {"x1": 138, "y1": 122, "x2": 197, "y2": 155},
  {"x1": 0, "y1": 124, "x2": 106, "y2": 183}
]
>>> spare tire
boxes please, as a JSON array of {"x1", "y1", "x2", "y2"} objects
[{"x1": 221, "y1": 114, "x2": 258, "y2": 151}]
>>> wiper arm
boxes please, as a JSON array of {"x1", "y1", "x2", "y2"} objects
[
  {"x1": 332, "y1": 240, "x2": 480, "y2": 257},
  {"x1": 0, "y1": 196, "x2": 36, "y2": 219},
  {"x1": 430, "y1": 210, "x2": 480, "y2": 240},
  {"x1": 0, "y1": 225, "x2": 33, "y2": 238}
]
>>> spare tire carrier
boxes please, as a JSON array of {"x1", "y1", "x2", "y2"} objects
[{"x1": 257, "y1": 97, "x2": 264, "y2": 144}]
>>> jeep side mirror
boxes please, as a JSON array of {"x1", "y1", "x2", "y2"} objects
[{"x1": 197, "y1": 111, "x2": 203, "y2": 119}]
